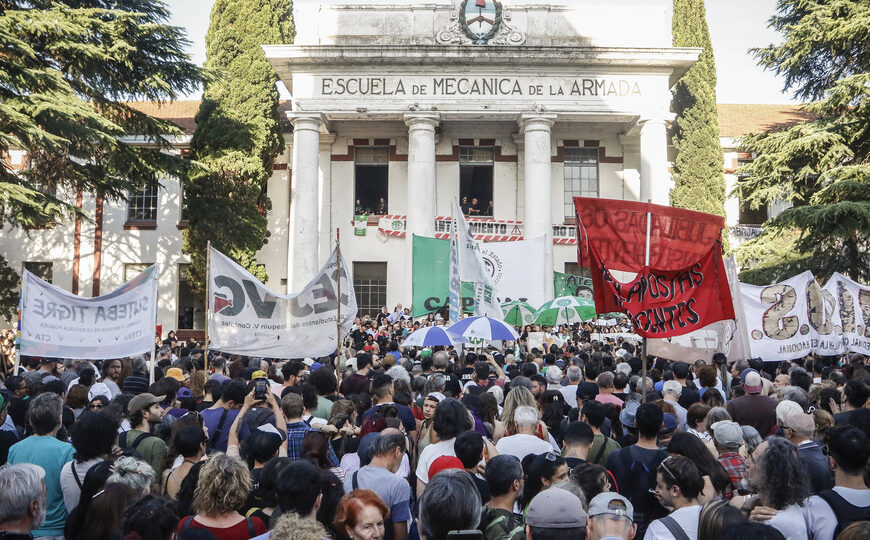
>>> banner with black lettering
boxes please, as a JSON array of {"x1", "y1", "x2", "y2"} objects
[
  {"x1": 209, "y1": 247, "x2": 357, "y2": 357},
  {"x1": 20, "y1": 266, "x2": 157, "y2": 359},
  {"x1": 588, "y1": 242, "x2": 735, "y2": 338},
  {"x1": 742, "y1": 271, "x2": 870, "y2": 360}
]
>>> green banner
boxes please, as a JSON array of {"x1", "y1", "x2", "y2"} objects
[
  {"x1": 411, "y1": 235, "x2": 474, "y2": 317},
  {"x1": 553, "y1": 271, "x2": 594, "y2": 299},
  {"x1": 353, "y1": 215, "x2": 368, "y2": 236}
]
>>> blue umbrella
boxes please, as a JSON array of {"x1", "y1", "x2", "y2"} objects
[
  {"x1": 446, "y1": 316, "x2": 520, "y2": 341},
  {"x1": 401, "y1": 326, "x2": 469, "y2": 348}
]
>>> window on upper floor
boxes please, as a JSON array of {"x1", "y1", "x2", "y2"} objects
[
  {"x1": 563, "y1": 147, "x2": 599, "y2": 219},
  {"x1": 23, "y1": 261, "x2": 52, "y2": 283},
  {"x1": 127, "y1": 184, "x2": 158, "y2": 222},
  {"x1": 459, "y1": 146, "x2": 494, "y2": 217},
  {"x1": 354, "y1": 146, "x2": 389, "y2": 215}
]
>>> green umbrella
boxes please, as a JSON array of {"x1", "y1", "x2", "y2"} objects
[
  {"x1": 533, "y1": 296, "x2": 597, "y2": 326},
  {"x1": 500, "y1": 301, "x2": 537, "y2": 326}
]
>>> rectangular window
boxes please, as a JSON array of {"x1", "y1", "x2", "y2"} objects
[
  {"x1": 564, "y1": 147, "x2": 599, "y2": 218},
  {"x1": 354, "y1": 146, "x2": 389, "y2": 215},
  {"x1": 353, "y1": 262, "x2": 387, "y2": 318},
  {"x1": 459, "y1": 146, "x2": 494, "y2": 217},
  {"x1": 127, "y1": 184, "x2": 158, "y2": 222},
  {"x1": 737, "y1": 159, "x2": 768, "y2": 225},
  {"x1": 177, "y1": 264, "x2": 205, "y2": 330},
  {"x1": 124, "y1": 263, "x2": 151, "y2": 282},
  {"x1": 23, "y1": 262, "x2": 52, "y2": 283}
]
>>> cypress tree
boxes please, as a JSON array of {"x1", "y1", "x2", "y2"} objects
[
  {"x1": 736, "y1": 0, "x2": 870, "y2": 284},
  {"x1": 670, "y1": 0, "x2": 728, "y2": 248},
  {"x1": 183, "y1": 0, "x2": 295, "y2": 290}
]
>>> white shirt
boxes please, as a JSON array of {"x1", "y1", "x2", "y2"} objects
[
  {"x1": 803, "y1": 487, "x2": 870, "y2": 540},
  {"x1": 415, "y1": 437, "x2": 457, "y2": 484},
  {"x1": 495, "y1": 433, "x2": 555, "y2": 461},
  {"x1": 559, "y1": 384, "x2": 579, "y2": 405},
  {"x1": 60, "y1": 458, "x2": 103, "y2": 512},
  {"x1": 644, "y1": 505, "x2": 701, "y2": 540},
  {"x1": 766, "y1": 504, "x2": 808, "y2": 540}
]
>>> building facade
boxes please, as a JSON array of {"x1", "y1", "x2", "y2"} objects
[{"x1": 0, "y1": 0, "x2": 806, "y2": 337}]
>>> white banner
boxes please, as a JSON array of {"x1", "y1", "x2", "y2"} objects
[
  {"x1": 478, "y1": 237, "x2": 547, "y2": 307},
  {"x1": 451, "y1": 200, "x2": 503, "y2": 319},
  {"x1": 209, "y1": 247, "x2": 357, "y2": 358},
  {"x1": 20, "y1": 266, "x2": 157, "y2": 359},
  {"x1": 740, "y1": 270, "x2": 870, "y2": 360}
]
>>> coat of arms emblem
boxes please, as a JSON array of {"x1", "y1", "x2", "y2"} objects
[{"x1": 460, "y1": 0, "x2": 502, "y2": 44}]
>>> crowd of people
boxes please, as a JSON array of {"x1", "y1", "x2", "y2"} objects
[{"x1": 0, "y1": 319, "x2": 869, "y2": 540}]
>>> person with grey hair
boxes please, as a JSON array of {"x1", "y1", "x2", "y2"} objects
[
  {"x1": 560, "y1": 366, "x2": 583, "y2": 404},
  {"x1": 586, "y1": 493, "x2": 636, "y2": 540},
  {"x1": 783, "y1": 411, "x2": 833, "y2": 494},
  {"x1": 0, "y1": 463, "x2": 46, "y2": 536},
  {"x1": 495, "y1": 406, "x2": 553, "y2": 459},
  {"x1": 122, "y1": 355, "x2": 149, "y2": 395},
  {"x1": 743, "y1": 437, "x2": 810, "y2": 539},
  {"x1": 545, "y1": 366, "x2": 563, "y2": 390},
  {"x1": 431, "y1": 351, "x2": 461, "y2": 396},
  {"x1": 418, "y1": 469, "x2": 482, "y2": 540},
  {"x1": 662, "y1": 380, "x2": 688, "y2": 431},
  {"x1": 106, "y1": 456, "x2": 155, "y2": 495},
  {"x1": 344, "y1": 430, "x2": 411, "y2": 540},
  {"x1": 386, "y1": 365, "x2": 411, "y2": 385},
  {"x1": 595, "y1": 372, "x2": 623, "y2": 407},
  {"x1": 7, "y1": 393, "x2": 74, "y2": 538}
]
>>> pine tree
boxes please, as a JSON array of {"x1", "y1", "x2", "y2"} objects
[
  {"x1": 0, "y1": 0, "x2": 203, "y2": 315},
  {"x1": 736, "y1": 0, "x2": 870, "y2": 284},
  {"x1": 670, "y1": 0, "x2": 728, "y2": 248},
  {"x1": 183, "y1": 0, "x2": 295, "y2": 290}
]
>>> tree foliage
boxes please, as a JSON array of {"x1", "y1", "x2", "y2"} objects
[
  {"x1": 182, "y1": 0, "x2": 295, "y2": 290},
  {"x1": 670, "y1": 0, "x2": 728, "y2": 249},
  {"x1": 736, "y1": 0, "x2": 870, "y2": 285}
]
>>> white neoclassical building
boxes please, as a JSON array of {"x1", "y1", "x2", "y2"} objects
[{"x1": 0, "y1": 0, "x2": 806, "y2": 339}]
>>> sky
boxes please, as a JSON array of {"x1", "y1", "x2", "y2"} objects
[{"x1": 163, "y1": 0, "x2": 799, "y2": 105}]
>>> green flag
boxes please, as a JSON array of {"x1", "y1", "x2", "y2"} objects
[
  {"x1": 354, "y1": 215, "x2": 368, "y2": 236},
  {"x1": 553, "y1": 271, "x2": 594, "y2": 299},
  {"x1": 411, "y1": 235, "x2": 475, "y2": 317}
]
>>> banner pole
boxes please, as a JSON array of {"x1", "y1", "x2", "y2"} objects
[
  {"x1": 335, "y1": 228, "x2": 342, "y2": 382},
  {"x1": 13, "y1": 274, "x2": 23, "y2": 375},
  {"x1": 204, "y1": 241, "x2": 210, "y2": 374},
  {"x1": 642, "y1": 200, "x2": 651, "y2": 403}
]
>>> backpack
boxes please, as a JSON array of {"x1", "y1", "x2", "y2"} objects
[
  {"x1": 617, "y1": 447, "x2": 667, "y2": 533},
  {"x1": 817, "y1": 490, "x2": 870, "y2": 537},
  {"x1": 352, "y1": 471, "x2": 395, "y2": 540},
  {"x1": 119, "y1": 431, "x2": 152, "y2": 460}
]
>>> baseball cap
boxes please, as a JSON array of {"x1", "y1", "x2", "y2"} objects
[
  {"x1": 526, "y1": 488, "x2": 587, "y2": 528},
  {"x1": 309, "y1": 362, "x2": 325, "y2": 372},
  {"x1": 428, "y1": 456, "x2": 464, "y2": 479},
  {"x1": 588, "y1": 492, "x2": 634, "y2": 520},
  {"x1": 711, "y1": 420, "x2": 743, "y2": 449},
  {"x1": 744, "y1": 370, "x2": 763, "y2": 394},
  {"x1": 660, "y1": 413, "x2": 678, "y2": 436},
  {"x1": 127, "y1": 392, "x2": 165, "y2": 414},
  {"x1": 251, "y1": 370, "x2": 268, "y2": 380},
  {"x1": 165, "y1": 368, "x2": 185, "y2": 382},
  {"x1": 87, "y1": 382, "x2": 112, "y2": 402},
  {"x1": 177, "y1": 387, "x2": 194, "y2": 399},
  {"x1": 620, "y1": 400, "x2": 640, "y2": 429}
]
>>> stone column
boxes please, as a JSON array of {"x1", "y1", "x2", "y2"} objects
[
  {"x1": 520, "y1": 113, "x2": 557, "y2": 299},
  {"x1": 639, "y1": 118, "x2": 669, "y2": 205},
  {"x1": 288, "y1": 113, "x2": 323, "y2": 292},
  {"x1": 403, "y1": 113, "x2": 440, "y2": 302}
]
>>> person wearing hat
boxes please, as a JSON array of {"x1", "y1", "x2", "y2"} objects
[
  {"x1": 121, "y1": 392, "x2": 167, "y2": 490},
  {"x1": 711, "y1": 420, "x2": 746, "y2": 496},
  {"x1": 165, "y1": 367, "x2": 187, "y2": 383},
  {"x1": 726, "y1": 370, "x2": 778, "y2": 437},
  {"x1": 587, "y1": 493, "x2": 637, "y2": 540},
  {"x1": 525, "y1": 487, "x2": 587, "y2": 540}
]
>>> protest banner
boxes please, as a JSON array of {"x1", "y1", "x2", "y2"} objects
[
  {"x1": 209, "y1": 246, "x2": 357, "y2": 357},
  {"x1": 452, "y1": 200, "x2": 502, "y2": 319},
  {"x1": 575, "y1": 198, "x2": 735, "y2": 339},
  {"x1": 554, "y1": 271, "x2": 593, "y2": 298},
  {"x1": 411, "y1": 235, "x2": 547, "y2": 316},
  {"x1": 19, "y1": 266, "x2": 158, "y2": 359},
  {"x1": 353, "y1": 215, "x2": 368, "y2": 236},
  {"x1": 741, "y1": 271, "x2": 870, "y2": 360}
]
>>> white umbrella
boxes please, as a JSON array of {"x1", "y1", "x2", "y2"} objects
[
  {"x1": 401, "y1": 326, "x2": 468, "y2": 348},
  {"x1": 446, "y1": 316, "x2": 520, "y2": 341}
]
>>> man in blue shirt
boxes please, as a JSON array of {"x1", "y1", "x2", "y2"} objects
[
  {"x1": 8, "y1": 392, "x2": 75, "y2": 539},
  {"x1": 281, "y1": 392, "x2": 338, "y2": 466},
  {"x1": 201, "y1": 379, "x2": 250, "y2": 452}
]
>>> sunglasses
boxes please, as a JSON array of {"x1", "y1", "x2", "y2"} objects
[
  {"x1": 658, "y1": 457, "x2": 680, "y2": 487},
  {"x1": 88, "y1": 403, "x2": 104, "y2": 410},
  {"x1": 544, "y1": 452, "x2": 558, "y2": 462}
]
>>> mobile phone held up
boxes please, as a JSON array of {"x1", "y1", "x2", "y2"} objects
[{"x1": 254, "y1": 378, "x2": 268, "y2": 401}]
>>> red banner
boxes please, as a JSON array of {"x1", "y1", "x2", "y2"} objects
[
  {"x1": 588, "y1": 241, "x2": 735, "y2": 338},
  {"x1": 574, "y1": 197, "x2": 725, "y2": 272}
]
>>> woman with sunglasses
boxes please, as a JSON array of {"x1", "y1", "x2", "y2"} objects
[
  {"x1": 87, "y1": 395, "x2": 110, "y2": 413},
  {"x1": 519, "y1": 452, "x2": 569, "y2": 511}
]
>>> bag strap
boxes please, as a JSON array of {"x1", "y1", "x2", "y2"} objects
[
  {"x1": 352, "y1": 470, "x2": 360, "y2": 491},
  {"x1": 245, "y1": 517, "x2": 255, "y2": 537},
  {"x1": 208, "y1": 408, "x2": 230, "y2": 448},
  {"x1": 131, "y1": 432, "x2": 150, "y2": 450},
  {"x1": 593, "y1": 437, "x2": 608, "y2": 464},
  {"x1": 119, "y1": 431, "x2": 128, "y2": 448},
  {"x1": 71, "y1": 462, "x2": 84, "y2": 489},
  {"x1": 659, "y1": 515, "x2": 692, "y2": 540},
  {"x1": 179, "y1": 516, "x2": 195, "y2": 532}
]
